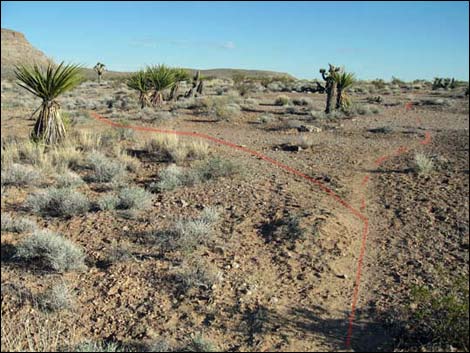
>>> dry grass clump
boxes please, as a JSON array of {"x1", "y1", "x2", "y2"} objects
[
  {"x1": 143, "y1": 135, "x2": 209, "y2": 163},
  {"x1": 36, "y1": 283, "x2": 74, "y2": 312},
  {"x1": 71, "y1": 130, "x2": 103, "y2": 151},
  {"x1": 14, "y1": 229, "x2": 86, "y2": 272},
  {"x1": 202, "y1": 96, "x2": 242, "y2": 121},
  {"x1": 26, "y1": 187, "x2": 90, "y2": 218},
  {"x1": 1, "y1": 213, "x2": 37, "y2": 233},
  {"x1": 1, "y1": 313, "x2": 77, "y2": 352},
  {"x1": 274, "y1": 95, "x2": 290, "y2": 106},
  {"x1": 111, "y1": 145, "x2": 141, "y2": 172},
  {"x1": 173, "y1": 259, "x2": 221, "y2": 294},
  {"x1": 414, "y1": 153, "x2": 434, "y2": 175}
]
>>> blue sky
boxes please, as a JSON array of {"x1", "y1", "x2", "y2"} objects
[{"x1": 2, "y1": 1, "x2": 469, "y2": 80}]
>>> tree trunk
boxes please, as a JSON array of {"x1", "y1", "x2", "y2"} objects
[
  {"x1": 325, "y1": 82, "x2": 336, "y2": 114},
  {"x1": 32, "y1": 101, "x2": 66, "y2": 145},
  {"x1": 98, "y1": 74, "x2": 101, "y2": 84},
  {"x1": 336, "y1": 87, "x2": 343, "y2": 109},
  {"x1": 196, "y1": 80, "x2": 204, "y2": 95},
  {"x1": 170, "y1": 83, "x2": 179, "y2": 101}
]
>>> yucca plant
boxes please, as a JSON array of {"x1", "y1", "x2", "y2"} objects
[
  {"x1": 147, "y1": 65, "x2": 176, "y2": 106},
  {"x1": 169, "y1": 68, "x2": 190, "y2": 101},
  {"x1": 93, "y1": 62, "x2": 106, "y2": 84},
  {"x1": 14, "y1": 62, "x2": 83, "y2": 145},
  {"x1": 127, "y1": 70, "x2": 151, "y2": 109},
  {"x1": 333, "y1": 70, "x2": 355, "y2": 109}
]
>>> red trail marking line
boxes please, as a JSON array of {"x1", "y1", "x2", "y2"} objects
[
  {"x1": 89, "y1": 104, "x2": 430, "y2": 349},
  {"x1": 361, "y1": 175, "x2": 370, "y2": 186}
]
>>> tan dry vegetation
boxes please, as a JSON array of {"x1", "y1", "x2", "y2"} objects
[{"x1": 1, "y1": 70, "x2": 469, "y2": 352}]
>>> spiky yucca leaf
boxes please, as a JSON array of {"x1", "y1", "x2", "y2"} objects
[
  {"x1": 14, "y1": 62, "x2": 83, "y2": 101},
  {"x1": 14, "y1": 62, "x2": 82, "y2": 145},
  {"x1": 147, "y1": 65, "x2": 176, "y2": 91},
  {"x1": 127, "y1": 70, "x2": 151, "y2": 109},
  {"x1": 147, "y1": 65, "x2": 176, "y2": 106},
  {"x1": 333, "y1": 71, "x2": 355, "y2": 90},
  {"x1": 127, "y1": 70, "x2": 150, "y2": 93},
  {"x1": 172, "y1": 68, "x2": 190, "y2": 82}
]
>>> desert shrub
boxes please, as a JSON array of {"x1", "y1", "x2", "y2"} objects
[
  {"x1": 182, "y1": 335, "x2": 218, "y2": 352},
  {"x1": 174, "y1": 260, "x2": 220, "y2": 294},
  {"x1": 151, "y1": 158, "x2": 236, "y2": 192},
  {"x1": 193, "y1": 157, "x2": 237, "y2": 181},
  {"x1": 97, "y1": 193, "x2": 120, "y2": 211},
  {"x1": 274, "y1": 95, "x2": 290, "y2": 106},
  {"x1": 1, "y1": 213, "x2": 36, "y2": 233},
  {"x1": 418, "y1": 98, "x2": 450, "y2": 106},
  {"x1": 151, "y1": 164, "x2": 190, "y2": 192},
  {"x1": 14, "y1": 230, "x2": 86, "y2": 272},
  {"x1": 26, "y1": 187, "x2": 89, "y2": 218},
  {"x1": 214, "y1": 102, "x2": 241, "y2": 121},
  {"x1": 147, "y1": 339, "x2": 173, "y2": 352},
  {"x1": 406, "y1": 275, "x2": 469, "y2": 350},
  {"x1": 368, "y1": 126, "x2": 393, "y2": 134},
  {"x1": 292, "y1": 97, "x2": 312, "y2": 106},
  {"x1": 414, "y1": 153, "x2": 434, "y2": 175},
  {"x1": 74, "y1": 341, "x2": 122, "y2": 352},
  {"x1": 36, "y1": 283, "x2": 74, "y2": 312},
  {"x1": 116, "y1": 186, "x2": 153, "y2": 211},
  {"x1": 1, "y1": 163, "x2": 44, "y2": 187},
  {"x1": 155, "y1": 208, "x2": 220, "y2": 254},
  {"x1": 55, "y1": 170, "x2": 84, "y2": 188},
  {"x1": 310, "y1": 110, "x2": 329, "y2": 120},
  {"x1": 290, "y1": 135, "x2": 314, "y2": 149},
  {"x1": 202, "y1": 96, "x2": 242, "y2": 121},
  {"x1": 86, "y1": 152, "x2": 127, "y2": 183},
  {"x1": 284, "y1": 119, "x2": 303, "y2": 129},
  {"x1": 257, "y1": 113, "x2": 275, "y2": 124}
]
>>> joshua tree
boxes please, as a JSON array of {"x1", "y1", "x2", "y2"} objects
[
  {"x1": 185, "y1": 70, "x2": 201, "y2": 98},
  {"x1": 14, "y1": 62, "x2": 82, "y2": 145},
  {"x1": 169, "y1": 68, "x2": 190, "y2": 101},
  {"x1": 320, "y1": 64, "x2": 340, "y2": 113},
  {"x1": 196, "y1": 77, "x2": 204, "y2": 95},
  {"x1": 147, "y1": 65, "x2": 175, "y2": 106},
  {"x1": 127, "y1": 70, "x2": 151, "y2": 109},
  {"x1": 333, "y1": 69, "x2": 355, "y2": 109},
  {"x1": 93, "y1": 62, "x2": 106, "y2": 84}
]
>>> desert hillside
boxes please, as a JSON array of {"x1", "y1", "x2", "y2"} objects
[
  {"x1": 1, "y1": 28, "x2": 294, "y2": 81},
  {"x1": 1, "y1": 28, "x2": 53, "y2": 76}
]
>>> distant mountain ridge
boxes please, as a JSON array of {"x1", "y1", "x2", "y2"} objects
[{"x1": 1, "y1": 28, "x2": 295, "y2": 80}]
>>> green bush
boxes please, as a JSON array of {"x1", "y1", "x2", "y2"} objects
[{"x1": 409, "y1": 275, "x2": 469, "y2": 349}]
